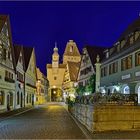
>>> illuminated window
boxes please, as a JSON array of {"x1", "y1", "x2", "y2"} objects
[
  {"x1": 121, "y1": 55, "x2": 132, "y2": 71},
  {"x1": 0, "y1": 91, "x2": 4, "y2": 105},
  {"x1": 135, "y1": 51, "x2": 140, "y2": 66}
]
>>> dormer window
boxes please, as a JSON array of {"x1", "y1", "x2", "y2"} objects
[
  {"x1": 130, "y1": 35, "x2": 134, "y2": 45},
  {"x1": 104, "y1": 49, "x2": 109, "y2": 58},
  {"x1": 135, "y1": 31, "x2": 140, "y2": 41},
  {"x1": 121, "y1": 40, "x2": 125, "y2": 48}
]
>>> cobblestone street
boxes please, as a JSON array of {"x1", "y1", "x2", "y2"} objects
[{"x1": 0, "y1": 103, "x2": 86, "y2": 139}]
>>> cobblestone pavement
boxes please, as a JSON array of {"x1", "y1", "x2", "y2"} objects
[
  {"x1": 0, "y1": 107, "x2": 33, "y2": 122},
  {"x1": 0, "y1": 103, "x2": 86, "y2": 139}
]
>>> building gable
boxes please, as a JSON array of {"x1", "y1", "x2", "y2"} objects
[
  {"x1": 63, "y1": 40, "x2": 81, "y2": 64},
  {"x1": 77, "y1": 48, "x2": 95, "y2": 82},
  {"x1": 27, "y1": 49, "x2": 36, "y2": 76},
  {"x1": 0, "y1": 15, "x2": 15, "y2": 70}
]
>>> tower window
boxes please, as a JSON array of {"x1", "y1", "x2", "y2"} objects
[
  {"x1": 70, "y1": 46, "x2": 73, "y2": 52},
  {"x1": 54, "y1": 76, "x2": 57, "y2": 80}
]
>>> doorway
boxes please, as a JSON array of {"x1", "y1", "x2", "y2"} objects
[{"x1": 51, "y1": 88, "x2": 63, "y2": 102}]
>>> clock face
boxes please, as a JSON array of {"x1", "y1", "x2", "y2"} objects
[{"x1": 53, "y1": 56, "x2": 58, "y2": 61}]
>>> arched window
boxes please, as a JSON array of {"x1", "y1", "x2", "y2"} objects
[
  {"x1": 70, "y1": 46, "x2": 73, "y2": 52},
  {"x1": 123, "y1": 86, "x2": 130, "y2": 94}
]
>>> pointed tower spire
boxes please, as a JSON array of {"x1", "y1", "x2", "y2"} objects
[
  {"x1": 54, "y1": 41, "x2": 58, "y2": 52},
  {"x1": 55, "y1": 41, "x2": 57, "y2": 48}
]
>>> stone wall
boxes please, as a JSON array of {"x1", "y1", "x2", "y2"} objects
[{"x1": 72, "y1": 103, "x2": 140, "y2": 132}]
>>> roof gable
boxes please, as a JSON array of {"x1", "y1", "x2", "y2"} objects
[
  {"x1": 119, "y1": 17, "x2": 140, "y2": 40},
  {"x1": 23, "y1": 47, "x2": 33, "y2": 72},
  {"x1": 13, "y1": 45, "x2": 22, "y2": 65},
  {"x1": 0, "y1": 15, "x2": 16, "y2": 71},
  {"x1": 0, "y1": 15, "x2": 7, "y2": 32}
]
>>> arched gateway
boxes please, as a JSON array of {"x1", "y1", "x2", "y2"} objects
[{"x1": 48, "y1": 86, "x2": 65, "y2": 102}]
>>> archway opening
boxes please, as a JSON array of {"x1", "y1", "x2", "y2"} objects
[{"x1": 51, "y1": 88, "x2": 63, "y2": 102}]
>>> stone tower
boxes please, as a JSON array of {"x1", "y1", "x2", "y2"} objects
[
  {"x1": 47, "y1": 43, "x2": 66, "y2": 102},
  {"x1": 63, "y1": 40, "x2": 81, "y2": 64}
]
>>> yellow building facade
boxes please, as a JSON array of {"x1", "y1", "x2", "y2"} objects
[{"x1": 36, "y1": 67, "x2": 49, "y2": 104}]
